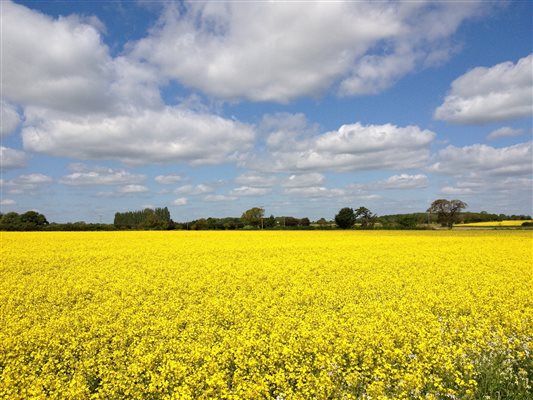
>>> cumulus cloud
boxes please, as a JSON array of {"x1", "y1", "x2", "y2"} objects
[
  {"x1": 486, "y1": 127, "x2": 524, "y2": 141},
  {"x1": 284, "y1": 186, "x2": 345, "y2": 198},
  {"x1": 0, "y1": 146, "x2": 27, "y2": 170},
  {"x1": 234, "y1": 173, "x2": 278, "y2": 188},
  {"x1": 344, "y1": 173, "x2": 429, "y2": 193},
  {"x1": 429, "y1": 142, "x2": 532, "y2": 177},
  {"x1": 436, "y1": 176, "x2": 532, "y2": 213},
  {"x1": 373, "y1": 174, "x2": 429, "y2": 190},
  {"x1": 3, "y1": 1, "x2": 254, "y2": 166},
  {"x1": 131, "y1": 1, "x2": 486, "y2": 101},
  {"x1": 434, "y1": 54, "x2": 533, "y2": 124},
  {"x1": 340, "y1": 2, "x2": 482, "y2": 96},
  {"x1": 440, "y1": 186, "x2": 474, "y2": 195},
  {"x1": 173, "y1": 197, "x2": 187, "y2": 206},
  {"x1": 60, "y1": 165, "x2": 146, "y2": 186},
  {"x1": 2, "y1": 1, "x2": 116, "y2": 114},
  {"x1": 0, "y1": 173, "x2": 53, "y2": 195},
  {"x1": 22, "y1": 108, "x2": 255, "y2": 165},
  {"x1": 174, "y1": 184, "x2": 212, "y2": 195},
  {"x1": 155, "y1": 174, "x2": 183, "y2": 184},
  {"x1": 230, "y1": 186, "x2": 272, "y2": 197},
  {"x1": 1, "y1": 101, "x2": 21, "y2": 136},
  {"x1": 203, "y1": 194, "x2": 238, "y2": 202},
  {"x1": 118, "y1": 184, "x2": 148, "y2": 193},
  {"x1": 0, "y1": 199, "x2": 16, "y2": 206},
  {"x1": 252, "y1": 120, "x2": 435, "y2": 173},
  {"x1": 283, "y1": 173, "x2": 325, "y2": 188}
]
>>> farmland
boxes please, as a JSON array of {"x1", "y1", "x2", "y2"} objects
[
  {"x1": 1, "y1": 231, "x2": 532, "y2": 399},
  {"x1": 457, "y1": 220, "x2": 533, "y2": 227}
]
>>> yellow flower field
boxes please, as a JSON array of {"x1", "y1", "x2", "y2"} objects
[
  {"x1": 457, "y1": 220, "x2": 533, "y2": 227},
  {"x1": 1, "y1": 231, "x2": 532, "y2": 399}
]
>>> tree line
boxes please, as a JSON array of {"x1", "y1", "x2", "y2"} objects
[
  {"x1": 113, "y1": 207, "x2": 172, "y2": 230},
  {"x1": 1, "y1": 199, "x2": 531, "y2": 231}
]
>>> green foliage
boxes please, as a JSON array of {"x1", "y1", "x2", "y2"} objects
[
  {"x1": 335, "y1": 208, "x2": 355, "y2": 229},
  {"x1": 427, "y1": 199, "x2": 467, "y2": 228},
  {"x1": 114, "y1": 207, "x2": 171, "y2": 230},
  {"x1": 241, "y1": 207, "x2": 264, "y2": 228},
  {"x1": 46, "y1": 222, "x2": 116, "y2": 231},
  {"x1": 264, "y1": 215, "x2": 277, "y2": 228},
  {"x1": 0, "y1": 211, "x2": 49, "y2": 231},
  {"x1": 354, "y1": 206, "x2": 377, "y2": 229}
]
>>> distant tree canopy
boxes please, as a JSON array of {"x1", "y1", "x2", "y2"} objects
[
  {"x1": 114, "y1": 207, "x2": 172, "y2": 230},
  {"x1": 427, "y1": 199, "x2": 467, "y2": 228},
  {"x1": 335, "y1": 206, "x2": 377, "y2": 229},
  {"x1": 241, "y1": 207, "x2": 265, "y2": 228},
  {"x1": 264, "y1": 215, "x2": 277, "y2": 228},
  {"x1": 277, "y1": 216, "x2": 310, "y2": 228},
  {"x1": 335, "y1": 207, "x2": 356, "y2": 229},
  {"x1": 0, "y1": 211, "x2": 49, "y2": 231},
  {"x1": 355, "y1": 207, "x2": 377, "y2": 229}
]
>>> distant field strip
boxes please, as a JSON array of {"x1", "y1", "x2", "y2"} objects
[
  {"x1": 458, "y1": 220, "x2": 533, "y2": 227},
  {"x1": 1, "y1": 231, "x2": 532, "y2": 399}
]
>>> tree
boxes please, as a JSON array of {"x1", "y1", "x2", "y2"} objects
[
  {"x1": 354, "y1": 206, "x2": 376, "y2": 229},
  {"x1": 114, "y1": 207, "x2": 171, "y2": 229},
  {"x1": 0, "y1": 212, "x2": 22, "y2": 231},
  {"x1": 20, "y1": 211, "x2": 49, "y2": 230},
  {"x1": 335, "y1": 207, "x2": 355, "y2": 229},
  {"x1": 241, "y1": 207, "x2": 264, "y2": 228},
  {"x1": 264, "y1": 215, "x2": 277, "y2": 228},
  {"x1": 316, "y1": 218, "x2": 328, "y2": 226},
  {"x1": 299, "y1": 217, "x2": 310, "y2": 227},
  {"x1": 427, "y1": 199, "x2": 467, "y2": 228}
]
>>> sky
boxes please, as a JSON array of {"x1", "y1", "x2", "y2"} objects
[{"x1": 0, "y1": 0, "x2": 532, "y2": 223}]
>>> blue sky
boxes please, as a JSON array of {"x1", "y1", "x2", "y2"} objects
[{"x1": 1, "y1": 0, "x2": 532, "y2": 223}]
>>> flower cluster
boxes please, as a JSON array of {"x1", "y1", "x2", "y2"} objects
[{"x1": 1, "y1": 231, "x2": 531, "y2": 399}]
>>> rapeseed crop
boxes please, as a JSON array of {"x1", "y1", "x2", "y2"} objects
[
  {"x1": 458, "y1": 220, "x2": 533, "y2": 227},
  {"x1": 1, "y1": 231, "x2": 532, "y2": 399}
]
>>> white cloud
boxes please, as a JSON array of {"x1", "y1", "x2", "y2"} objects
[
  {"x1": 1, "y1": 101, "x2": 21, "y2": 136},
  {"x1": 2, "y1": 1, "x2": 162, "y2": 115},
  {"x1": 339, "y1": 2, "x2": 482, "y2": 95},
  {"x1": 0, "y1": 199, "x2": 17, "y2": 206},
  {"x1": 430, "y1": 142, "x2": 532, "y2": 177},
  {"x1": 1, "y1": 1, "x2": 115, "y2": 114},
  {"x1": 203, "y1": 194, "x2": 238, "y2": 202},
  {"x1": 0, "y1": 173, "x2": 53, "y2": 195},
  {"x1": 281, "y1": 174, "x2": 427, "y2": 199},
  {"x1": 174, "y1": 184, "x2": 212, "y2": 195},
  {"x1": 0, "y1": 146, "x2": 27, "y2": 170},
  {"x1": 374, "y1": 174, "x2": 429, "y2": 190},
  {"x1": 434, "y1": 54, "x2": 533, "y2": 124},
  {"x1": 284, "y1": 186, "x2": 345, "y2": 198},
  {"x1": 234, "y1": 173, "x2": 278, "y2": 188},
  {"x1": 131, "y1": 1, "x2": 485, "y2": 101},
  {"x1": 22, "y1": 107, "x2": 255, "y2": 165},
  {"x1": 253, "y1": 120, "x2": 435, "y2": 172},
  {"x1": 341, "y1": 174, "x2": 428, "y2": 199},
  {"x1": 60, "y1": 166, "x2": 145, "y2": 186},
  {"x1": 436, "y1": 176, "x2": 532, "y2": 214},
  {"x1": 283, "y1": 173, "x2": 325, "y2": 188},
  {"x1": 118, "y1": 184, "x2": 148, "y2": 193},
  {"x1": 440, "y1": 186, "x2": 474, "y2": 195},
  {"x1": 487, "y1": 127, "x2": 524, "y2": 141},
  {"x1": 15, "y1": 174, "x2": 53, "y2": 185},
  {"x1": 3, "y1": 2, "x2": 254, "y2": 167},
  {"x1": 173, "y1": 197, "x2": 188, "y2": 206},
  {"x1": 339, "y1": 47, "x2": 418, "y2": 96},
  {"x1": 230, "y1": 186, "x2": 271, "y2": 197},
  {"x1": 155, "y1": 174, "x2": 183, "y2": 184}
]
